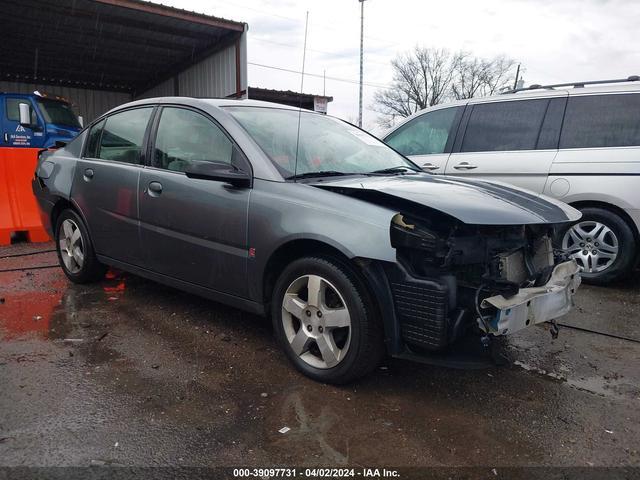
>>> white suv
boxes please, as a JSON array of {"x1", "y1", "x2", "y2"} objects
[{"x1": 383, "y1": 76, "x2": 640, "y2": 285}]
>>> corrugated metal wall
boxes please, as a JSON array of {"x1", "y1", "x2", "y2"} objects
[
  {"x1": 178, "y1": 45, "x2": 236, "y2": 97},
  {"x1": 136, "y1": 78, "x2": 174, "y2": 99},
  {"x1": 137, "y1": 31, "x2": 248, "y2": 100},
  {"x1": 0, "y1": 81, "x2": 131, "y2": 122}
]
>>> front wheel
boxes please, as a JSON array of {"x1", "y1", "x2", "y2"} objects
[
  {"x1": 558, "y1": 207, "x2": 637, "y2": 285},
  {"x1": 271, "y1": 256, "x2": 384, "y2": 384}
]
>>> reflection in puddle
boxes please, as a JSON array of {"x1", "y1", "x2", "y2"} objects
[
  {"x1": 0, "y1": 274, "x2": 66, "y2": 340},
  {"x1": 103, "y1": 270, "x2": 127, "y2": 301},
  {"x1": 0, "y1": 269, "x2": 126, "y2": 341}
]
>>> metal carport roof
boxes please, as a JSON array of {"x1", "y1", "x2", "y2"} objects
[{"x1": 0, "y1": 0, "x2": 246, "y2": 95}]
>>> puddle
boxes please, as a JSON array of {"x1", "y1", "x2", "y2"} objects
[
  {"x1": 566, "y1": 375, "x2": 636, "y2": 400},
  {"x1": 514, "y1": 360, "x2": 636, "y2": 400},
  {"x1": 0, "y1": 268, "x2": 127, "y2": 341},
  {"x1": 513, "y1": 360, "x2": 565, "y2": 381},
  {"x1": 275, "y1": 391, "x2": 349, "y2": 465},
  {"x1": 0, "y1": 274, "x2": 66, "y2": 340}
]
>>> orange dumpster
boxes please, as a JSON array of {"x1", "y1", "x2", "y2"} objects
[{"x1": 0, "y1": 147, "x2": 50, "y2": 245}]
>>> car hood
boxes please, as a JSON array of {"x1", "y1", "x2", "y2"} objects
[{"x1": 312, "y1": 174, "x2": 581, "y2": 225}]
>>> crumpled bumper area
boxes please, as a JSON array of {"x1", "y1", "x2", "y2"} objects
[{"x1": 480, "y1": 260, "x2": 582, "y2": 335}]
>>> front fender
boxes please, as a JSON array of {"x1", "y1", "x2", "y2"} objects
[{"x1": 247, "y1": 179, "x2": 398, "y2": 302}]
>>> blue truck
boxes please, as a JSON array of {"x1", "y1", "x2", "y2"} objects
[{"x1": 0, "y1": 92, "x2": 82, "y2": 148}]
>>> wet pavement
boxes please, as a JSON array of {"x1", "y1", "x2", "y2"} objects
[{"x1": 1, "y1": 242, "x2": 639, "y2": 469}]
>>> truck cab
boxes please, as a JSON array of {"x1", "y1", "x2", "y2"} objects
[{"x1": 0, "y1": 92, "x2": 82, "y2": 149}]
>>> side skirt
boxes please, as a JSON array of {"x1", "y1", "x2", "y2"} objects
[{"x1": 96, "y1": 255, "x2": 266, "y2": 316}]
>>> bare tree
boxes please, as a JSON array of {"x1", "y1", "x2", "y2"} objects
[
  {"x1": 450, "y1": 54, "x2": 518, "y2": 100},
  {"x1": 373, "y1": 48, "x2": 463, "y2": 127},
  {"x1": 481, "y1": 55, "x2": 519, "y2": 96},
  {"x1": 451, "y1": 55, "x2": 489, "y2": 100},
  {"x1": 374, "y1": 47, "x2": 519, "y2": 127}
]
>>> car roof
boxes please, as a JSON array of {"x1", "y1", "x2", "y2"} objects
[
  {"x1": 111, "y1": 97, "x2": 303, "y2": 112},
  {"x1": 384, "y1": 81, "x2": 640, "y2": 137}
]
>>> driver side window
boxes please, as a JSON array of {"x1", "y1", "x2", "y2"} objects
[
  {"x1": 385, "y1": 106, "x2": 461, "y2": 156},
  {"x1": 153, "y1": 107, "x2": 232, "y2": 172}
]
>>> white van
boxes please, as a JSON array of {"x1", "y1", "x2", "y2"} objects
[{"x1": 383, "y1": 77, "x2": 640, "y2": 284}]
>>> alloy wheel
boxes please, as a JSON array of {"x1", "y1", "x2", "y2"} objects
[
  {"x1": 58, "y1": 219, "x2": 85, "y2": 274},
  {"x1": 281, "y1": 274, "x2": 351, "y2": 369},
  {"x1": 562, "y1": 221, "x2": 619, "y2": 274}
]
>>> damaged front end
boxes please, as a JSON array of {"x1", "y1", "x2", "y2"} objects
[{"x1": 387, "y1": 212, "x2": 580, "y2": 356}]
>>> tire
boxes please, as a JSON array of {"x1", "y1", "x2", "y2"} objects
[
  {"x1": 271, "y1": 256, "x2": 384, "y2": 384},
  {"x1": 55, "y1": 209, "x2": 107, "y2": 283},
  {"x1": 557, "y1": 207, "x2": 637, "y2": 285}
]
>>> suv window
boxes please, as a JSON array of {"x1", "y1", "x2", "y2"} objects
[
  {"x1": 560, "y1": 94, "x2": 640, "y2": 149},
  {"x1": 461, "y1": 99, "x2": 548, "y2": 152},
  {"x1": 6, "y1": 98, "x2": 38, "y2": 124},
  {"x1": 153, "y1": 107, "x2": 233, "y2": 172},
  {"x1": 385, "y1": 107, "x2": 461, "y2": 156},
  {"x1": 96, "y1": 108, "x2": 152, "y2": 164}
]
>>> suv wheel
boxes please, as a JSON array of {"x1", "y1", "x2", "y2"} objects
[
  {"x1": 559, "y1": 207, "x2": 637, "y2": 285},
  {"x1": 271, "y1": 256, "x2": 384, "y2": 384},
  {"x1": 55, "y1": 209, "x2": 107, "y2": 283}
]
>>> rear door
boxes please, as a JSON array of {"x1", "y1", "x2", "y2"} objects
[
  {"x1": 72, "y1": 106, "x2": 154, "y2": 265},
  {"x1": 445, "y1": 96, "x2": 567, "y2": 193},
  {"x1": 549, "y1": 91, "x2": 640, "y2": 207},
  {"x1": 138, "y1": 106, "x2": 251, "y2": 297},
  {"x1": 384, "y1": 106, "x2": 464, "y2": 173}
]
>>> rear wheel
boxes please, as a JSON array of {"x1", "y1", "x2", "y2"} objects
[
  {"x1": 55, "y1": 209, "x2": 106, "y2": 283},
  {"x1": 559, "y1": 207, "x2": 636, "y2": 285},
  {"x1": 271, "y1": 256, "x2": 384, "y2": 384}
]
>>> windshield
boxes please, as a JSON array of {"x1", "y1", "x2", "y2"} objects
[
  {"x1": 36, "y1": 99, "x2": 81, "y2": 128},
  {"x1": 225, "y1": 106, "x2": 417, "y2": 178}
]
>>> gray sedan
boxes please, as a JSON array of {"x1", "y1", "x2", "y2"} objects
[{"x1": 33, "y1": 98, "x2": 581, "y2": 383}]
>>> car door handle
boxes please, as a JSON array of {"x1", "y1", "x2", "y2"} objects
[
  {"x1": 453, "y1": 162, "x2": 478, "y2": 170},
  {"x1": 147, "y1": 181, "x2": 163, "y2": 196},
  {"x1": 83, "y1": 168, "x2": 94, "y2": 181},
  {"x1": 422, "y1": 163, "x2": 440, "y2": 171}
]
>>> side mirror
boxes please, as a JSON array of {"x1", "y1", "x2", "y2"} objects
[
  {"x1": 184, "y1": 160, "x2": 251, "y2": 188},
  {"x1": 78, "y1": 116, "x2": 84, "y2": 128},
  {"x1": 18, "y1": 103, "x2": 31, "y2": 126}
]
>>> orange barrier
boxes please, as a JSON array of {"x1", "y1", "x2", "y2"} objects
[{"x1": 0, "y1": 147, "x2": 50, "y2": 245}]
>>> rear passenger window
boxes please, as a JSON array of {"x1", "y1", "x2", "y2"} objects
[
  {"x1": 385, "y1": 107, "x2": 461, "y2": 156},
  {"x1": 96, "y1": 108, "x2": 152, "y2": 164},
  {"x1": 461, "y1": 99, "x2": 548, "y2": 152},
  {"x1": 560, "y1": 94, "x2": 640, "y2": 149},
  {"x1": 85, "y1": 119, "x2": 105, "y2": 158},
  {"x1": 153, "y1": 107, "x2": 233, "y2": 172}
]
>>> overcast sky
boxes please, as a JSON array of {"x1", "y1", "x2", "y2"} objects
[{"x1": 155, "y1": 0, "x2": 639, "y2": 132}]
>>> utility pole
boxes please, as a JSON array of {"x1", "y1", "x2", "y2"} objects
[
  {"x1": 358, "y1": 0, "x2": 366, "y2": 128},
  {"x1": 513, "y1": 63, "x2": 521, "y2": 90}
]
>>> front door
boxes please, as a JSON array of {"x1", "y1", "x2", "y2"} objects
[
  {"x1": 72, "y1": 106, "x2": 154, "y2": 265},
  {"x1": 445, "y1": 97, "x2": 566, "y2": 193},
  {"x1": 2, "y1": 96, "x2": 44, "y2": 148},
  {"x1": 138, "y1": 106, "x2": 250, "y2": 297}
]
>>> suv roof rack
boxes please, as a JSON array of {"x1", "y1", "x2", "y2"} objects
[{"x1": 502, "y1": 75, "x2": 640, "y2": 94}]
